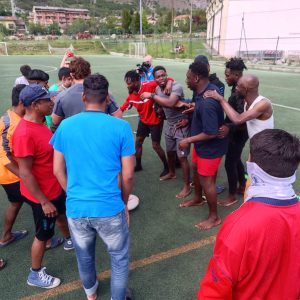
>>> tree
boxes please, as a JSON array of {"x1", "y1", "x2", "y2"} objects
[
  {"x1": 162, "y1": 11, "x2": 173, "y2": 32},
  {"x1": 47, "y1": 22, "x2": 61, "y2": 35},
  {"x1": 121, "y1": 9, "x2": 132, "y2": 33},
  {"x1": 142, "y1": 12, "x2": 150, "y2": 33},
  {"x1": 28, "y1": 23, "x2": 46, "y2": 35},
  {"x1": 64, "y1": 19, "x2": 89, "y2": 35},
  {"x1": 0, "y1": 24, "x2": 10, "y2": 36},
  {"x1": 130, "y1": 12, "x2": 140, "y2": 34},
  {"x1": 193, "y1": 9, "x2": 207, "y2": 31}
]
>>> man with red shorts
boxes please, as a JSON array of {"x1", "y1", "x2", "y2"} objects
[
  {"x1": 120, "y1": 70, "x2": 171, "y2": 178},
  {"x1": 179, "y1": 61, "x2": 228, "y2": 230}
]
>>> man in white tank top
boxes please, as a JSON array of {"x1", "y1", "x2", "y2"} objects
[{"x1": 204, "y1": 75, "x2": 274, "y2": 139}]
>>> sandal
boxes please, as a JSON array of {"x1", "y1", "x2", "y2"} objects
[{"x1": 0, "y1": 229, "x2": 28, "y2": 248}]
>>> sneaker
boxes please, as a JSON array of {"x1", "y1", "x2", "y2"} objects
[
  {"x1": 64, "y1": 237, "x2": 74, "y2": 251},
  {"x1": 27, "y1": 267, "x2": 61, "y2": 289},
  {"x1": 216, "y1": 185, "x2": 225, "y2": 194}
]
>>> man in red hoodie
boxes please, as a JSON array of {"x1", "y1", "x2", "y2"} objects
[{"x1": 197, "y1": 129, "x2": 300, "y2": 299}]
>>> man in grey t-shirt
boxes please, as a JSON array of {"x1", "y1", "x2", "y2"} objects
[
  {"x1": 141, "y1": 66, "x2": 191, "y2": 198},
  {"x1": 51, "y1": 57, "x2": 122, "y2": 131}
]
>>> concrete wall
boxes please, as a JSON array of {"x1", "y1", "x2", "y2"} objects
[{"x1": 207, "y1": 0, "x2": 300, "y2": 58}]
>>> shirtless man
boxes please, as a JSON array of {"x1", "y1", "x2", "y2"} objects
[{"x1": 204, "y1": 75, "x2": 274, "y2": 139}]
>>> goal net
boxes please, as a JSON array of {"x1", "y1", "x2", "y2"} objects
[
  {"x1": 0, "y1": 42, "x2": 8, "y2": 56},
  {"x1": 129, "y1": 42, "x2": 146, "y2": 57},
  {"x1": 48, "y1": 43, "x2": 74, "y2": 55}
]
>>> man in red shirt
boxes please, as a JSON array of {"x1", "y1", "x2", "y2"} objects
[
  {"x1": 198, "y1": 129, "x2": 300, "y2": 299},
  {"x1": 13, "y1": 84, "x2": 72, "y2": 289},
  {"x1": 120, "y1": 70, "x2": 170, "y2": 177}
]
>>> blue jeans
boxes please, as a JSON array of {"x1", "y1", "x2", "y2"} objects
[{"x1": 68, "y1": 210, "x2": 129, "y2": 300}]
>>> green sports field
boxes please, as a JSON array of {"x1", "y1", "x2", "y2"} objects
[{"x1": 0, "y1": 55, "x2": 299, "y2": 299}]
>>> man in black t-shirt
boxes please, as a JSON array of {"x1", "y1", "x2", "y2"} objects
[
  {"x1": 194, "y1": 55, "x2": 225, "y2": 97},
  {"x1": 193, "y1": 55, "x2": 226, "y2": 194},
  {"x1": 218, "y1": 57, "x2": 248, "y2": 206},
  {"x1": 179, "y1": 62, "x2": 228, "y2": 230}
]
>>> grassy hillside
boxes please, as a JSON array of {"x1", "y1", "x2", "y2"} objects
[{"x1": 0, "y1": 0, "x2": 206, "y2": 16}]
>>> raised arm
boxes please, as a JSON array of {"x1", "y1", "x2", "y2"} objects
[
  {"x1": 140, "y1": 92, "x2": 180, "y2": 108},
  {"x1": 204, "y1": 90, "x2": 271, "y2": 125}
]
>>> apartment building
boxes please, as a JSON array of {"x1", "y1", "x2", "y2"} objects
[{"x1": 29, "y1": 6, "x2": 90, "y2": 29}]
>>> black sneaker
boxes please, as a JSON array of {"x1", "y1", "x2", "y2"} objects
[{"x1": 160, "y1": 168, "x2": 169, "y2": 178}]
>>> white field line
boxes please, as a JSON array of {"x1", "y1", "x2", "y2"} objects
[
  {"x1": 0, "y1": 64, "x2": 57, "y2": 78},
  {"x1": 123, "y1": 113, "x2": 139, "y2": 118},
  {"x1": 273, "y1": 103, "x2": 300, "y2": 112}
]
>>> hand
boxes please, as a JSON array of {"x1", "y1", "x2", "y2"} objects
[
  {"x1": 176, "y1": 119, "x2": 189, "y2": 129},
  {"x1": 41, "y1": 201, "x2": 58, "y2": 218},
  {"x1": 182, "y1": 103, "x2": 195, "y2": 114},
  {"x1": 140, "y1": 92, "x2": 152, "y2": 101},
  {"x1": 125, "y1": 206, "x2": 130, "y2": 226},
  {"x1": 179, "y1": 138, "x2": 190, "y2": 151},
  {"x1": 203, "y1": 90, "x2": 223, "y2": 102},
  {"x1": 174, "y1": 101, "x2": 189, "y2": 108},
  {"x1": 164, "y1": 80, "x2": 173, "y2": 95},
  {"x1": 218, "y1": 125, "x2": 230, "y2": 139}
]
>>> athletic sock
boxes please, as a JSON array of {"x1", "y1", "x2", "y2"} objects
[{"x1": 32, "y1": 267, "x2": 42, "y2": 272}]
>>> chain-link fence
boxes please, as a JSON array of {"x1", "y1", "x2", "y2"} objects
[
  {"x1": 101, "y1": 36, "x2": 211, "y2": 59},
  {"x1": 206, "y1": 36, "x2": 300, "y2": 64}
]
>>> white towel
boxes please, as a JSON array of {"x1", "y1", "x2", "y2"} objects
[{"x1": 245, "y1": 161, "x2": 296, "y2": 201}]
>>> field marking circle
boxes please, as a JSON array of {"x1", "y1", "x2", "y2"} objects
[{"x1": 0, "y1": 64, "x2": 57, "y2": 78}]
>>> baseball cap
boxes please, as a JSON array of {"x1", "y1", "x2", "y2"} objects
[
  {"x1": 194, "y1": 55, "x2": 209, "y2": 66},
  {"x1": 19, "y1": 84, "x2": 56, "y2": 107}
]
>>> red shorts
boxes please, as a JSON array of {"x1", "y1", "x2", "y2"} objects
[{"x1": 192, "y1": 148, "x2": 223, "y2": 176}]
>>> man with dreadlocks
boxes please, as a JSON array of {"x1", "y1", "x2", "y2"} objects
[
  {"x1": 215, "y1": 57, "x2": 248, "y2": 206},
  {"x1": 120, "y1": 70, "x2": 173, "y2": 178}
]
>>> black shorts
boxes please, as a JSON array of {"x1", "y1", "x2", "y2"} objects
[
  {"x1": 1, "y1": 182, "x2": 26, "y2": 203},
  {"x1": 26, "y1": 193, "x2": 66, "y2": 241},
  {"x1": 136, "y1": 120, "x2": 163, "y2": 143}
]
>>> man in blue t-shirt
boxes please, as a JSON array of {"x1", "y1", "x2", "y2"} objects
[
  {"x1": 50, "y1": 74, "x2": 135, "y2": 300},
  {"x1": 179, "y1": 62, "x2": 228, "y2": 231}
]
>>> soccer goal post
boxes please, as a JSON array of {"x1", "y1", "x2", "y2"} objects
[
  {"x1": 129, "y1": 42, "x2": 146, "y2": 57},
  {"x1": 0, "y1": 42, "x2": 8, "y2": 56},
  {"x1": 48, "y1": 43, "x2": 74, "y2": 55}
]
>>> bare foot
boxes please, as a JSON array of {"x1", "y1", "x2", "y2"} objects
[
  {"x1": 176, "y1": 187, "x2": 192, "y2": 198},
  {"x1": 195, "y1": 217, "x2": 221, "y2": 230},
  {"x1": 0, "y1": 258, "x2": 6, "y2": 270},
  {"x1": 179, "y1": 196, "x2": 207, "y2": 208},
  {"x1": 160, "y1": 172, "x2": 176, "y2": 181},
  {"x1": 218, "y1": 195, "x2": 238, "y2": 207}
]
